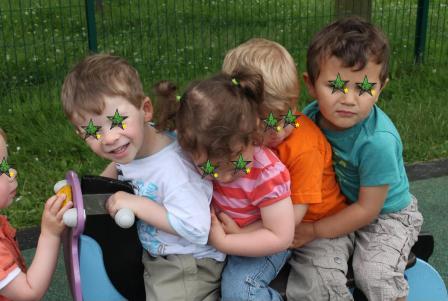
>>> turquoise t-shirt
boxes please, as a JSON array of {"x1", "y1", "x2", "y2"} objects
[{"x1": 303, "y1": 101, "x2": 411, "y2": 214}]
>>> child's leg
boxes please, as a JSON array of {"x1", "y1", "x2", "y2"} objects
[
  {"x1": 142, "y1": 252, "x2": 224, "y2": 301},
  {"x1": 353, "y1": 195, "x2": 423, "y2": 301},
  {"x1": 286, "y1": 234, "x2": 355, "y2": 301},
  {"x1": 221, "y1": 250, "x2": 291, "y2": 301}
]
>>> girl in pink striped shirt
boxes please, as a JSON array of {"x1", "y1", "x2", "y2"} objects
[{"x1": 156, "y1": 70, "x2": 295, "y2": 301}]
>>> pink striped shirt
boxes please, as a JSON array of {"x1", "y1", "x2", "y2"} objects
[{"x1": 212, "y1": 146, "x2": 291, "y2": 227}]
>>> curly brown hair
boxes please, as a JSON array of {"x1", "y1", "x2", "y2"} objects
[{"x1": 154, "y1": 69, "x2": 264, "y2": 160}]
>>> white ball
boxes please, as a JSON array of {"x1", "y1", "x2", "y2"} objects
[
  {"x1": 114, "y1": 208, "x2": 135, "y2": 228},
  {"x1": 63, "y1": 208, "x2": 78, "y2": 227}
]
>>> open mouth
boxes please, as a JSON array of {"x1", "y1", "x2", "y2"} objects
[{"x1": 111, "y1": 143, "x2": 130, "y2": 155}]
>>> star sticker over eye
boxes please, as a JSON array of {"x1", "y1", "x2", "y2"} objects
[
  {"x1": 198, "y1": 160, "x2": 219, "y2": 179},
  {"x1": 82, "y1": 119, "x2": 102, "y2": 140},
  {"x1": 264, "y1": 112, "x2": 281, "y2": 132},
  {"x1": 329, "y1": 73, "x2": 349, "y2": 94},
  {"x1": 356, "y1": 75, "x2": 376, "y2": 96},
  {"x1": 107, "y1": 109, "x2": 128, "y2": 130},
  {"x1": 232, "y1": 153, "x2": 251, "y2": 174},
  {"x1": 282, "y1": 109, "x2": 300, "y2": 128},
  {"x1": 0, "y1": 157, "x2": 12, "y2": 177}
]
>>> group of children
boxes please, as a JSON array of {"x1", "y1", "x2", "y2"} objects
[{"x1": 0, "y1": 16, "x2": 423, "y2": 301}]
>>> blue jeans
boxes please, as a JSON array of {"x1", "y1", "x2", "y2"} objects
[{"x1": 221, "y1": 250, "x2": 291, "y2": 301}]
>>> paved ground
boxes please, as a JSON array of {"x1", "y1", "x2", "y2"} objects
[{"x1": 21, "y1": 161, "x2": 448, "y2": 300}]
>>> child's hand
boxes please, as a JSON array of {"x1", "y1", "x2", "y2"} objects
[
  {"x1": 208, "y1": 208, "x2": 227, "y2": 250},
  {"x1": 105, "y1": 191, "x2": 133, "y2": 217},
  {"x1": 290, "y1": 222, "x2": 316, "y2": 248},
  {"x1": 216, "y1": 211, "x2": 242, "y2": 234},
  {"x1": 41, "y1": 194, "x2": 73, "y2": 238}
]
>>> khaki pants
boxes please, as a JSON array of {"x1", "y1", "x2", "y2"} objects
[
  {"x1": 353, "y1": 195, "x2": 423, "y2": 301},
  {"x1": 287, "y1": 234, "x2": 355, "y2": 301},
  {"x1": 142, "y1": 252, "x2": 224, "y2": 301}
]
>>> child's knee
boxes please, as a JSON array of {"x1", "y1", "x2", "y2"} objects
[{"x1": 353, "y1": 261, "x2": 408, "y2": 301}]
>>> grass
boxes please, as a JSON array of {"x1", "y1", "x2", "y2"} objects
[{"x1": 0, "y1": 1, "x2": 447, "y2": 226}]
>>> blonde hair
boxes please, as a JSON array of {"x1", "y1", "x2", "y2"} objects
[
  {"x1": 61, "y1": 53, "x2": 146, "y2": 121},
  {"x1": 223, "y1": 38, "x2": 299, "y2": 114}
]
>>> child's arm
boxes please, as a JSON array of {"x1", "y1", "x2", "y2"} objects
[
  {"x1": 106, "y1": 191, "x2": 177, "y2": 235},
  {"x1": 208, "y1": 197, "x2": 295, "y2": 257},
  {"x1": 292, "y1": 185, "x2": 388, "y2": 248},
  {"x1": 101, "y1": 162, "x2": 118, "y2": 179},
  {"x1": 219, "y1": 204, "x2": 308, "y2": 234},
  {"x1": 107, "y1": 180, "x2": 214, "y2": 245},
  {"x1": 0, "y1": 195, "x2": 72, "y2": 301}
]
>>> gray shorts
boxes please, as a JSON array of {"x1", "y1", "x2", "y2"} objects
[
  {"x1": 353, "y1": 195, "x2": 423, "y2": 301},
  {"x1": 142, "y1": 252, "x2": 224, "y2": 301},
  {"x1": 286, "y1": 234, "x2": 355, "y2": 301}
]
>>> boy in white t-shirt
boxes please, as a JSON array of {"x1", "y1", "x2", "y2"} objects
[{"x1": 61, "y1": 54, "x2": 224, "y2": 301}]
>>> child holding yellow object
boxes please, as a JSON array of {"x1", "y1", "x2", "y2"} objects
[{"x1": 0, "y1": 128, "x2": 72, "y2": 301}]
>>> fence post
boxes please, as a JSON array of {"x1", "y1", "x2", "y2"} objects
[
  {"x1": 414, "y1": 0, "x2": 429, "y2": 64},
  {"x1": 85, "y1": 0, "x2": 98, "y2": 52}
]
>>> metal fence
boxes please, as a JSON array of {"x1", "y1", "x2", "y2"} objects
[{"x1": 1, "y1": 0, "x2": 447, "y2": 108}]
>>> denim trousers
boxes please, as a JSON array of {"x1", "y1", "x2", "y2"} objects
[{"x1": 221, "y1": 250, "x2": 291, "y2": 301}]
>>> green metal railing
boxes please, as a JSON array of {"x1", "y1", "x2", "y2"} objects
[{"x1": 0, "y1": 0, "x2": 447, "y2": 109}]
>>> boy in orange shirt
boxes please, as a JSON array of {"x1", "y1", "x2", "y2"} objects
[{"x1": 222, "y1": 38, "x2": 355, "y2": 300}]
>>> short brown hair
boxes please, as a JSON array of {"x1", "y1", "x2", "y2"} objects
[
  {"x1": 61, "y1": 54, "x2": 145, "y2": 121},
  {"x1": 223, "y1": 38, "x2": 299, "y2": 115},
  {"x1": 307, "y1": 16, "x2": 390, "y2": 86},
  {"x1": 155, "y1": 70, "x2": 264, "y2": 160}
]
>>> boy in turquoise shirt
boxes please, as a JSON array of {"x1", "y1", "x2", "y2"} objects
[{"x1": 295, "y1": 16, "x2": 423, "y2": 301}]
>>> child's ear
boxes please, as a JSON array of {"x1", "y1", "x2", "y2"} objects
[
  {"x1": 380, "y1": 78, "x2": 389, "y2": 91},
  {"x1": 303, "y1": 72, "x2": 317, "y2": 99},
  {"x1": 142, "y1": 97, "x2": 153, "y2": 122},
  {"x1": 374, "y1": 78, "x2": 389, "y2": 103}
]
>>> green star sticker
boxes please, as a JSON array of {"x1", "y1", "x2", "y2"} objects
[
  {"x1": 356, "y1": 75, "x2": 376, "y2": 96},
  {"x1": 282, "y1": 109, "x2": 300, "y2": 128},
  {"x1": 231, "y1": 153, "x2": 252, "y2": 174},
  {"x1": 82, "y1": 119, "x2": 102, "y2": 140},
  {"x1": 107, "y1": 109, "x2": 128, "y2": 130},
  {"x1": 329, "y1": 73, "x2": 349, "y2": 94},
  {"x1": 263, "y1": 112, "x2": 280, "y2": 132},
  {"x1": 198, "y1": 160, "x2": 219, "y2": 179},
  {"x1": 0, "y1": 157, "x2": 11, "y2": 177}
]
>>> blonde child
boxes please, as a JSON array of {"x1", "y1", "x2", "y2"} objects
[
  {"x1": 61, "y1": 54, "x2": 225, "y2": 301},
  {"x1": 0, "y1": 128, "x2": 72, "y2": 300},
  {"x1": 222, "y1": 38, "x2": 355, "y2": 300},
  {"x1": 156, "y1": 70, "x2": 295, "y2": 301},
  {"x1": 301, "y1": 17, "x2": 423, "y2": 301}
]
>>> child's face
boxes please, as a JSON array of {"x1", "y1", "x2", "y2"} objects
[
  {"x1": 0, "y1": 136, "x2": 18, "y2": 209},
  {"x1": 261, "y1": 107, "x2": 297, "y2": 148},
  {"x1": 72, "y1": 96, "x2": 153, "y2": 164},
  {"x1": 192, "y1": 144, "x2": 255, "y2": 184},
  {"x1": 305, "y1": 56, "x2": 385, "y2": 131}
]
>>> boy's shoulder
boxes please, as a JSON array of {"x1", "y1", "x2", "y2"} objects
[
  {"x1": 120, "y1": 140, "x2": 202, "y2": 183},
  {"x1": 276, "y1": 112, "x2": 331, "y2": 161}
]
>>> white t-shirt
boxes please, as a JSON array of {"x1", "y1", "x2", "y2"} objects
[{"x1": 117, "y1": 139, "x2": 225, "y2": 261}]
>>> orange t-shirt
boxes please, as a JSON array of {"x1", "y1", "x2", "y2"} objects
[
  {"x1": 275, "y1": 114, "x2": 347, "y2": 222},
  {"x1": 0, "y1": 216, "x2": 26, "y2": 300}
]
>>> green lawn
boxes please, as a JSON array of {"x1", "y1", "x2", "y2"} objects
[{"x1": 0, "y1": 1, "x2": 447, "y2": 228}]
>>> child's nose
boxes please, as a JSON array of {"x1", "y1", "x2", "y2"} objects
[
  {"x1": 340, "y1": 89, "x2": 356, "y2": 105},
  {"x1": 101, "y1": 129, "x2": 119, "y2": 145}
]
